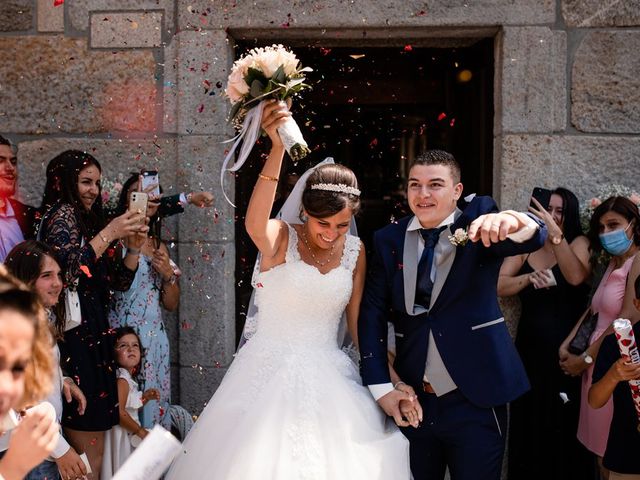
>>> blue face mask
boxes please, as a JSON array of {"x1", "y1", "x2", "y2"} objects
[{"x1": 599, "y1": 222, "x2": 634, "y2": 256}]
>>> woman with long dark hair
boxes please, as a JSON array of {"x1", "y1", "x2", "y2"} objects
[
  {"x1": 4, "y1": 240, "x2": 89, "y2": 480},
  {"x1": 498, "y1": 187, "x2": 593, "y2": 480},
  {"x1": 39, "y1": 150, "x2": 147, "y2": 477},
  {"x1": 166, "y1": 100, "x2": 410, "y2": 479},
  {"x1": 108, "y1": 172, "x2": 180, "y2": 431},
  {"x1": 0, "y1": 264, "x2": 58, "y2": 480}
]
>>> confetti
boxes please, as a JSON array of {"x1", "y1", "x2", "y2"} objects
[
  {"x1": 404, "y1": 45, "x2": 413, "y2": 52},
  {"x1": 438, "y1": 112, "x2": 447, "y2": 121},
  {"x1": 79, "y1": 265, "x2": 92, "y2": 278},
  {"x1": 349, "y1": 54, "x2": 366, "y2": 60},
  {"x1": 53, "y1": 0, "x2": 64, "y2": 5}
]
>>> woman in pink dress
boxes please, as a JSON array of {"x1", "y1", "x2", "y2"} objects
[{"x1": 560, "y1": 196, "x2": 640, "y2": 479}]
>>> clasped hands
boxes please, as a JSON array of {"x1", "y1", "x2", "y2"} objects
[{"x1": 378, "y1": 383, "x2": 423, "y2": 429}]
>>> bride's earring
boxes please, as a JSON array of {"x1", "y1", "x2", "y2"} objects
[{"x1": 299, "y1": 210, "x2": 308, "y2": 223}]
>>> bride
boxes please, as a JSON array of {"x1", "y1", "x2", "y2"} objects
[{"x1": 165, "y1": 100, "x2": 411, "y2": 479}]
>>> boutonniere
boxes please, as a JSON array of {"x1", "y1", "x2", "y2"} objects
[{"x1": 448, "y1": 228, "x2": 469, "y2": 247}]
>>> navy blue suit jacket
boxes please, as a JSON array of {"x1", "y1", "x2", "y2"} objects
[{"x1": 358, "y1": 196, "x2": 546, "y2": 408}]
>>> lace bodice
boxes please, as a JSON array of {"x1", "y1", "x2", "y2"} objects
[{"x1": 249, "y1": 223, "x2": 360, "y2": 350}]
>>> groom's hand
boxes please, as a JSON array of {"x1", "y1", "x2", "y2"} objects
[
  {"x1": 468, "y1": 212, "x2": 520, "y2": 247},
  {"x1": 377, "y1": 390, "x2": 421, "y2": 428}
]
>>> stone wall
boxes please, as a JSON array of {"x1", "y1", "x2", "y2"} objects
[{"x1": 1, "y1": 0, "x2": 639, "y2": 417}]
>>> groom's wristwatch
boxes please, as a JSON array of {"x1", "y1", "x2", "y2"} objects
[{"x1": 582, "y1": 353, "x2": 594, "y2": 365}]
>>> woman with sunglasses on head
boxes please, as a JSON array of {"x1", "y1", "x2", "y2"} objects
[
  {"x1": 108, "y1": 173, "x2": 180, "y2": 432},
  {"x1": 560, "y1": 196, "x2": 640, "y2": 480}
]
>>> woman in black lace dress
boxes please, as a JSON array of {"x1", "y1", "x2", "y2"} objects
[
  {"x1": 40, "y1": 150, "x2": 147, "y2": 477},
  {"x1": 498, "y1": 188, "x2": 593, "y2": 480}
]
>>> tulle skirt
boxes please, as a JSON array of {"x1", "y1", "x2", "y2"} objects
[{"x1": 166, "y1": 338, "x2": 410, "y2": 479}]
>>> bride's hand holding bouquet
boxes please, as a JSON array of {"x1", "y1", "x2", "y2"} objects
[
  {"x1": 221, "y1": 44, "x2": 312, "y2": 205},
  {"x1": 260, "y1": 100, "x2": 292, "y2": 150}
]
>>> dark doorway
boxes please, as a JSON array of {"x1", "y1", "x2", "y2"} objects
[{"x1": 233, "y1": 39, "x2": 494, "y2": 344}]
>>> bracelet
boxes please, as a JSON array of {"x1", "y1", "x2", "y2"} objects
[
  {"x1": 393, "y1": 381, "x2": 406, "y2": 390},
  {"x1": 126, "y1": 247, "x2": 141, "y2": 256},
  {"x1": 98, "y1": 231, "x2": 110, "y2": 244},
  {"x1": 258, "y1": 173, "x2": 279, "y2": 182},
  {"x1": 163, "y1": 273, "x2": 177, "y2": 285}
]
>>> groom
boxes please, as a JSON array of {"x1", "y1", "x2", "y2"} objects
[{"x1": 358, "y1": 150, "x2": 546, "y2": 480}]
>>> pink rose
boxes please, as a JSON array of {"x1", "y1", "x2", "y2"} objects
[
  {"x1": 589, "y1": 197, "x2": 601, "y2": 208},
  {"x1": 226, "y1": 67, "x2": 249, "y2": 102},
  {"x1": 629, "y1": 193, "x2": 640, "y2": 205}
]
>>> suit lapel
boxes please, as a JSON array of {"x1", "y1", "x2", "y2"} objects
[
  {"x1": 429, "y1": 231, "x2": 455, "y2": 309},
  {"x1": 430, "y1": 208, "x2": 463, "y2": 309},
  {"x1": 403, "y1": 226, "x2": 419, "y2": 315}
]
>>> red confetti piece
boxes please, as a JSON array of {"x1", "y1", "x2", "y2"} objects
[
  {"x1": 369, "y1": 138, "x2": 378, "y2": 148},
  {"x1": 404, "y1": 45, "x2": 413, "y2": 52},
  {"x1": 54, "y1": 0, "x2": 64, "y2": 5},
  {"x1": 438, "y1": 112, "x2": 447, "y2": 121},
  {"x1": 198, "y1": 104, "x2": 204, "y2": 113},
  {"x1": 79, "y1": 265, "x2": 92, "y2": 278},
  {"x1": 320, "y1": 48, "x2": 332, "y2": 56},
  {"x1": 449, "y1": 118, "x2": 456, "y2": 127}
]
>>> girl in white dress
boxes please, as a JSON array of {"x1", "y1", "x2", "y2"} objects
[
  {"x1": 102, "y1": 327, "x2": 160, "y2": 478},
  {"x1": 165, "y1": 100, "x2": 411, "y2": 479}
]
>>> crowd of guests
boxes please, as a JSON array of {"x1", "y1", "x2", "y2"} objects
[
  {"x1": 0, "y1": 134, "x2": 213, "y2": 479},
  {"x1": 2, "y1": 127, "x2": 640, "y2": 480},
  {"x1": 499, "y1": 189, "x2": 640, "y2": 480}
]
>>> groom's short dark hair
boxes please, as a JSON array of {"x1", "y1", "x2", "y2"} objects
[{"x1": 411, "y1": 150, "x2": 461, "y2": 183}]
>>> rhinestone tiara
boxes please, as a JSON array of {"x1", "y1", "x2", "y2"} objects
[{"x1": 310, "y1": 183, "x2": 361, "y2": 197}]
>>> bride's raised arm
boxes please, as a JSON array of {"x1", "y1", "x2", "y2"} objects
[{"x1": 245, "y1": 100, "x2": 292, "y2": 260}]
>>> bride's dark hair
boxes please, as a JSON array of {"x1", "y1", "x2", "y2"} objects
[{"x1": 302, "y1": 164, "x2": 361, "y2": 219}]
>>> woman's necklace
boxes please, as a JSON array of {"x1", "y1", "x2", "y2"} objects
[{"x1": 301, "y1": 225, "x2": 336, "y2": 267}]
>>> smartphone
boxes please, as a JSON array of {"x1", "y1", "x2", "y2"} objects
[
  {"x1": 129, "y1": 191, "x2": 149, "y2": 222},
  {"x1": 141, "y1": 170, "x2": 160, "y2": 198},
  {"x1": 529, "y1": 187, "x2": 552, "y2": 210}
]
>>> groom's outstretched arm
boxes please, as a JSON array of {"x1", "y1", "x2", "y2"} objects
[{"x1": 467, "y1": 197, "x2": 546, "y2": 257}]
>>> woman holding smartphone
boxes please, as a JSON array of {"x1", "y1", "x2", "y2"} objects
[
  {"x1": 40, "y1": 150, "x2": 147, "y2": 477},
  {"x1": 109, "y1": 173, "x2": 180, "y2": 431},
  {"x1": 498, "y1": 187, "x2": 592, "y2": 480}
]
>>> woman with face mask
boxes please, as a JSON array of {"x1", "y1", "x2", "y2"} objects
[{"x1": 559, "y1": 196, "x2": 640, "y2": 480}]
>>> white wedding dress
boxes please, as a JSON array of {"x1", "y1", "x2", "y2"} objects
[{"x1": 166, "y1": 224, "x2": 410, "y2": 479}]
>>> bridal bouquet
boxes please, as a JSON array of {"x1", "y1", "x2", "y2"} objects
[{"x1": 221, "y1": 45, "x2": 312, "y2": 206}]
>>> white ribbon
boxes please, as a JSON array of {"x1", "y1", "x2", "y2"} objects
[{"x1": 220, "y1": 100, "x2": 267, "y2": 207}]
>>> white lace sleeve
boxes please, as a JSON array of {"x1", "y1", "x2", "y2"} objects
[{"x1": 341, "y1": 235, "x2": 361, "y2": 273}]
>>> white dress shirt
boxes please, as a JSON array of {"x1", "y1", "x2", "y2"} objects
[{"x1": 0, "y1": 201, "x2": 24, "y2": 263}]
